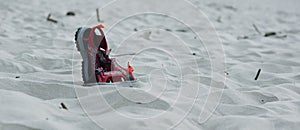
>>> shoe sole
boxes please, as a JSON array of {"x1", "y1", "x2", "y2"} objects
[{"x1": 75, "y1": 27, "x2": 94, "y2": 83}]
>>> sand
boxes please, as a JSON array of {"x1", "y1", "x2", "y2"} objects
[{"x1": 0, "y1": 0, "x2": 300, "y2": 129}]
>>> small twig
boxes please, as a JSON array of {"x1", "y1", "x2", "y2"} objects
[
  {"x1": 175, "y1": 29, "x2": 188, "y2": 32},
  {"x1": 60, "y1": 102, "x2": 68, "y2": 110},
  {"x1": 252, "y1": 24, "x2": 261, "y2": 35},
  {"x1": 96, "y1": 8, "x2": 100, "y2": 22},
  {"x1": 264, "y1": 32, "x2": 277, "y2": 37},
  {"x1": 47, "y1": 13, "x2": 58, "y2": 23},
  {"x1": 254, "y1": 68, "x2": 261, "y2": 80}
]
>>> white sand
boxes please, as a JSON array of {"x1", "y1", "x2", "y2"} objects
[{"x1": 1, "y1": 0, "x2": 300, "y2": 129}]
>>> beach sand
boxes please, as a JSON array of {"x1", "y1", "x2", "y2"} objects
[{"x1": 0, "y1": 0, "x2": 299, "y2": 129}]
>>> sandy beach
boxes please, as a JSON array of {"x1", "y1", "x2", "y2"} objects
[{"x1": 0, "y1": 0, "x2": 299, "y2": 129}]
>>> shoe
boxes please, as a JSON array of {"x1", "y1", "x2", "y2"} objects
[{"x1": 74, "y1": 25, "x2": 107, "y2": 84}]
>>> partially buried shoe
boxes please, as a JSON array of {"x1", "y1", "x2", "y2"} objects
[
  {"x1": 75, "y1": 24, "x2": 135, "y2": 85},
  {"x1": 74, "y1": 24, "x2": 107, "y2": 84}
]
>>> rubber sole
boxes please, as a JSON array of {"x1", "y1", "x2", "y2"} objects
[{"x1": 75, "y1": 27, "x2": 95, "y2": 83}]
